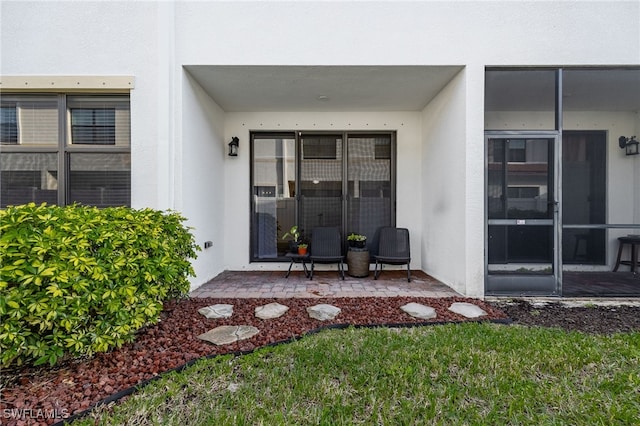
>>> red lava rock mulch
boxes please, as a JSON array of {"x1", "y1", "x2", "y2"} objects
[{"x1": 0, "y1": 296, "x2": 506, "y2": 426}]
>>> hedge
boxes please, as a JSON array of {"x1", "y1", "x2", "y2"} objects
[{"x1": 0, "y1": 203, "x2": 199, "y2": 368}]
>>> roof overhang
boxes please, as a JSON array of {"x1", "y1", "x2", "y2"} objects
[{"x1": 184, "y1": 65, "x2": 463, "y2": 112}]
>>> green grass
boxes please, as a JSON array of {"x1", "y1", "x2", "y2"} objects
[{"x1": 75, "y1": 323, "x2": 640, "y2": 425}]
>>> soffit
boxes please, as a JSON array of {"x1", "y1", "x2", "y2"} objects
[{"x1": 184, "y1": 65, "x2": 463, "y2": 112}]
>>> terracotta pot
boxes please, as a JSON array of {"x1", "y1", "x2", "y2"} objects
[{"x1": 298, "y1": 246, "x2": 308, "y2": 255}]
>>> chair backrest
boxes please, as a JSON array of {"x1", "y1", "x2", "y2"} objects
[
  {"x1": 377, "y1": 227, "x2": 410, "y2": 258},
  {"x1": 310, "y1": 227, "x2": 342, "y2": 257}
]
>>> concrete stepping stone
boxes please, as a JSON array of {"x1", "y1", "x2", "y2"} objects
[
  {"x1": 255, "y1": 302, "x2": 289, "y2": 319},
  {"x1": 198, "y1": 304, "x2": 234, "y2": 319},
  {"x1": 448, "y1": 302, "x2": 487, "y2": 318},
  {"x1": 197, "y1": 325, "x2": 259, "y2": 345},
  {"x1": 400, "y1": 302, "x2": 437, "y2": 319},
  {"x1": 307, "y1": 304, "x2": 341, "y2": 321}
]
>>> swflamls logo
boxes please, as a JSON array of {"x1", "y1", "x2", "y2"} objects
[{"x1": 2, "y1": 408, "x2": 70, "y2": 420}]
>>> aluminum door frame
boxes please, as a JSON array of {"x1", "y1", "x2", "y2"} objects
[{"x1": 484, "y1": 131, "x2": 562, "y2": 296}]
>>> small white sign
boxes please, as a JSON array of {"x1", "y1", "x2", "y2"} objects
[{"x1": 516, "y1": 219, "x2": 526, "y2": 225}]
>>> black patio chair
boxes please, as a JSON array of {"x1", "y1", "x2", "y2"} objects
[
  {"x1": 374, "y1": 227, "x2": 411, "y2": 282},
  {"x1": 309, "y1": 226, "x2": 345, "y2": 280}
]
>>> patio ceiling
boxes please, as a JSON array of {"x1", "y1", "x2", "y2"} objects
[{"x1": 184, "y1": 65, "x2": 463, "y2": 112}]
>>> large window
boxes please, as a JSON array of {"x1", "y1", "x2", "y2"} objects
[
  {"x1": 0, "y1": 94, "x2": 130, "y2": 208},
  {"x1": 250, "y1": 131, "x2": 395, "y2": 261}
]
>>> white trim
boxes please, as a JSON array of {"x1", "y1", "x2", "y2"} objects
[{"x1": 0, "y1": 76, "x2": 134, "y2": 92}]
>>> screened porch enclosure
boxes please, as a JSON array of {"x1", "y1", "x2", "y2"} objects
[
  {"x1": 251, "y1": 132, "x2": 395, "y2": 261},
  {"x1": 485, "y1": 67, "x2": 640, "y2": 297}
]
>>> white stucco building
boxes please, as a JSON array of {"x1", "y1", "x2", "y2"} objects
[{"x1": 1, "y1": 0, "x2": 639, "y2": 297}]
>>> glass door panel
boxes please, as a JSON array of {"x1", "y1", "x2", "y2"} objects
[
  {"x1": 486, "y1": 136, "x2": 558, "y2": 294},
  {"x1": 299, "y1": 134, "x2": 343, "y2": 237},
  {"x1": 251, "y1": 134, "x2": 296, "y2": 260},
  {"x1": 346, "y1": 135, "x2": 392, "y2": 253}
]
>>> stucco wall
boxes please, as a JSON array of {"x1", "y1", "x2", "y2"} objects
[
  {"x1": 171, "y1": 1, "x2": 639, "y2": 66},
  {"x1": 421, "y1": 70, "x2": 468, "y2": 294},
  {"x1": 181, "y1": 72, "x2": 227, "y2": 288},
  {"x1": 222, "y1": 111, "x2": 423, "y2": 271}
]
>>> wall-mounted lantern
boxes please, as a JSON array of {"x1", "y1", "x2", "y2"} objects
[
  {"x1": 619, "y1": 136, "x2": 639, "y2": 156},
  {"x1": 228, "y1": 137, "x2": 239, "y2": 157}
]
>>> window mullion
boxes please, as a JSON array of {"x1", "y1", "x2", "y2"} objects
[{"x1": 58, "y1": 94, "x2": 67, "y2": 206}]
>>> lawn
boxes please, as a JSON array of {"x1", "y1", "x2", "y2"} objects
[{"x1": 75, "y1": 323, "x2": 640, "y2": 425}]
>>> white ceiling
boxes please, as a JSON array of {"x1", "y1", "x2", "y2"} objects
[{"x1": 185, "y1": 65, "x2": 464, "y2": 112}]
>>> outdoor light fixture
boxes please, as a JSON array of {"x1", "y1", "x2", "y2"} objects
[
  {"x1": 619, "y1": 136, "x2": 639, "y2": 156},
  {"x1": 228, "y1": 137, "x2": 239, "y2": 157}
]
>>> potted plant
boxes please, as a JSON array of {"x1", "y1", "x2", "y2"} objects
[
  {"x1": 297, "y1": 243, "x2": 308, "y2": 255},
  {"x1": 347, "y1": 233, "x2": 367, "y2": 249},
  {"x1": 282, "y1": 225, "x2": 301, "y2": 252}
]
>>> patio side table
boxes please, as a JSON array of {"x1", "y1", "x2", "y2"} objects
[
  {"x1": 347, "y1": 248, "x2": 370, "y2": 277},
  {"x1": 613, "y1": 236, "x2": 640, "y2": 272},
  {"x1": 285, "y1": 252, "x2": 310, "y2": 278}
]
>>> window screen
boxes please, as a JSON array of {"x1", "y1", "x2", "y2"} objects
[{"x1": 0, "y1": 94, "x2": 131, "y2": 208}]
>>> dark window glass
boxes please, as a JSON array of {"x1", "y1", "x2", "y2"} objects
[
  {"x1": 68, "y1": 153, "x2": 131, "y2": 207},
  {"x1": 0, "y1": 153, "x2": 58, "y2": 207},
  {"x1": 485, "y1": 69, "x2": 557, "y2": 130},
  {"x1": 374, "y1": 141, "x2": 391, "y2": 159},
  {"x1": 508, "y1": 139, "x2": 526, "y2": 162},
  {"x1": 0, "y1": 106, "x2": 18, "y2": 144},
  {"x1": 302, "y1": 136, "x2": 339, "y2": 159},
  {"x1": 71, "y1": 108, "x2": 116, "y2": 145},
  {"x1": 562, "y1": 131, "x2": 607, "y2": 264}
]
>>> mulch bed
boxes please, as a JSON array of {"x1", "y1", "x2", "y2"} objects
[
  {"x1": 493, "y1": 299, "x2": 640, "y2": 334},
  {"x1": 3, "y1": 296, "x2": 640, "y2": 425}
]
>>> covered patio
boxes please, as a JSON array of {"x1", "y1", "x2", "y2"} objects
[{"x1": 190, "y1": 270, "x2": 460, "y2": 299}]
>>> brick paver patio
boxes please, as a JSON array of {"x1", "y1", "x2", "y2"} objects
[{"x1": 190, "y1": 270, "x2": 460, "y2": 299}]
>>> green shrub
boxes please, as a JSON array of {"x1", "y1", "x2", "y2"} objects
[{"x1": 0, "y1": 203, "x2": 199, "y2": 368}]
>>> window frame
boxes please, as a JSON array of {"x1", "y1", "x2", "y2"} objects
[
  {"x1": 0, "y1": 105, "x2": 18, "y2": 144},
  {"x1": 0, "y1": 93, "x2": 131, "y2": 207}
]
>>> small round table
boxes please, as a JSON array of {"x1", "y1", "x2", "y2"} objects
[
  {"x1": 285, "y1": 252, "x2": 310, "y2": 278},
  {"x1": 346, "y1": 248, "x2": 370, "y2": 277}
]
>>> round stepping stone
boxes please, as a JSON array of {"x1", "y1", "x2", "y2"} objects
[
  {"x1": 400, "y1": 302, "x2": 437, "y2": 319},
  {"x1": 307, "y1": 304, "x2": 341, "y2": 321},
  {"x1": 255, "y1": 302, "x2": 289, "y2": 319},
  {"x1": 197, "y1": 325, "x2": 259, "y2": 345},
  {"x1": 448, "y1": 302, "x2": 487, "y2": 318},
  {"x1": 198, "y1": 304, "x2": 233, "y2": 319}
]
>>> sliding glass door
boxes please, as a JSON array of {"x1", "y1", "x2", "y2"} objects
[{"x1": 250, "y1": 131, "x2": 395, "y2": 261}]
